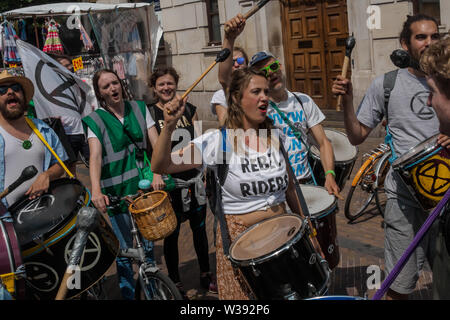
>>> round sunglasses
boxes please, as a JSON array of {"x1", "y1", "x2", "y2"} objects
[{"x1": 260, "y1": 60, "x2": 281, "y2": 77}]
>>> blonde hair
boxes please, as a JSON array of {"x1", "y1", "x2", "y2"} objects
[{"x1": 420, "y1": 37, "x2": 450, "y2": 98}]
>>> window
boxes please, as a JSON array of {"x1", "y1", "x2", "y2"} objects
[
  {"x1": 206, "y1": 0, "x2": 221, "y2": 45},
  {"x1": 413, "y1": 0, "x2": 441, "y2": 25}
]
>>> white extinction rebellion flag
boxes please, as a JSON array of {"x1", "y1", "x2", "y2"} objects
[{"x1": 16, "y1": 39, "x2": 94, "y2": 119}]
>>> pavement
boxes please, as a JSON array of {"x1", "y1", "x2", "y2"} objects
[{"x1": 75, "y1": 133, "x2": 434, "y2": 300}]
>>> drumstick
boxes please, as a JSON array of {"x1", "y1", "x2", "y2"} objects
[
  {"x1": 55, "y1": 207, "x2": 100, "y2": 300},
  {"x1": 224, "y1": 0, "x2": 271, "y2": 33},
  {"x1": 336, "y1": 35, "x2": 356, "y2": 111},
  {"x1": 334, "y1": 192, "x2": 345, "y2": 201},
  {"x1": 167, "y1": 48, "x2": 230, "y2": 114},
  {"x1": 0, "y1": 166, "x2": 38, "y2": 199}
]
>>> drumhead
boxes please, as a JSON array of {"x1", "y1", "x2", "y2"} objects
[
  {"x1": 230, "y1": 215, "x2": 303, "y2": 262},
  {"x1": 9, "y1": 179, "x2": 86, "y2": 245},
  {"x1": 310, "y1": 129, "x2": 357, "y2": 162},
  {"x1": 300, "y1": 185, "x2": 336, "y2": 218},
  {"x1": 392, "y1": 134, "x2": 439, "y2": 167}
]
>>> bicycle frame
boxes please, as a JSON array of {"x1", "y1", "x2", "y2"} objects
[{"x1": 350, "y1": 144, "x2": 390, "y2": 187}]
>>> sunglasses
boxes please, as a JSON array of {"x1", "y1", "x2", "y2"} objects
[
  {"x1": 233, "y1": 57, "x2": 245, "y2": 65},
  {"x1": 260, "y1": 60, "x2": 281, "y2": 77},
  {"x1": 0, "y1": 83, "x2": 23, "y2": 96}
]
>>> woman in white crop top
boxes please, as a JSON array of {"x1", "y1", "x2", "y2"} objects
[{"x1": 151, "y1": 68, "x2": 314, "y2": 299}]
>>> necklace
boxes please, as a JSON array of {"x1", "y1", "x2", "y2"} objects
[{"x1": 22, "y1": 140, "x2": 32, "y2": 150}]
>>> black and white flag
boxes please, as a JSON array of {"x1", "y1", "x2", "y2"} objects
[{"x1": 16, "y1": 39, "x2": 95, "y2": 119}]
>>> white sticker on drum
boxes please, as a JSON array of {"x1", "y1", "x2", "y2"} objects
[
  {"x1": 328, "y1": 244, "x2": 334, "y2": 254},
  {"x1": 23, "y1": 262, "x2": 59, "y2": 292},
  {"x1": 16, "y1": 195, "x2": 55, "y2": 224},
  {"x1": 64, "y1": 232, "x2": 102, "y2": 271}
]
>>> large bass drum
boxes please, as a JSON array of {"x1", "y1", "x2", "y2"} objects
[
  {"x1": 9, "y1": 178, "x2": 119, "y2": 300},
  {"x1": 229, "y1": 214, "x2": 330, "y2": 300}
]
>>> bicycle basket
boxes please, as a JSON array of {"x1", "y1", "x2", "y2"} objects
[{"x1": 129, "y1": 191, "x2": 177, "y2": 241}]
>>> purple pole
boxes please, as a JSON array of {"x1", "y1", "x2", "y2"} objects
[{"x1": 372, "y1": 188, "x2": 450, "y2": 300}]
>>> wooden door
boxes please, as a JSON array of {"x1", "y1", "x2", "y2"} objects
[{"x1": 281, "y1": 0, "x2": 349, "y2": 110}]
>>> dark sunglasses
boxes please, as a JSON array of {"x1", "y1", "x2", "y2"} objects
[
  {"x1": 0, "y1": 83, "x2": 23, "y2": 96},
  {"x1": 260, "y1": 60, "x2": 281, "y2": 77}
]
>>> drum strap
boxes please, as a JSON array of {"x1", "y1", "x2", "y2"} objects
[
  {"x1": 210, "y1": 127, "x2": 232, "y2": 257},
  {"x1": 25, "y1": 118, "x2": 74, "y2": 178},
  {"x1": 279, "y1": 138, "x2": 312, "y2": 220},
  {"x1": 383, "y1": 69, "x2": 399, "y2": 163},
  {"x1": 269, "y1": 98, "x2": 318, "y2": 186}
]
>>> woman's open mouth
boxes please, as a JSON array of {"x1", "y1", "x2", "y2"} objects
[{"x1": 258, "y1": 103, "x2": 268, "y2": 114}]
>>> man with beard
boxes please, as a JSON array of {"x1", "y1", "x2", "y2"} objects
[
  {"x1": 332, "y1": 14, "x2": 450, "y2": 300},
  {"x1": 0, "y1": 70, "x2": 67, "y2": 209}
]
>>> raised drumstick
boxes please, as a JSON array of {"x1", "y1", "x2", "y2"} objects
[
  {"x1": 336, "y1": 35, "x2": 356, "y2": 111},
  {"x1": 167, "y1": 48, "x2": 230, "y2": 114}
]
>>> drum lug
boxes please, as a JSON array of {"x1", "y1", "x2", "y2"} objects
[
  {"x1": 250, "y1": 264, "x2": 261, "y2": 277},
  {"x1": 290, "y1": 246, "x2": 299, "y2": 259},
  {"x1": 307, "y1": 283, "x2": 317, "y2": 297}
]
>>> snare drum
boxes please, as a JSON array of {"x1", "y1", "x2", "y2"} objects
[
  {"x1": 229, "y1": 214, "x2": 330, "y2": 300},
  {"x1": 392, "y1": 134, "x2": 450, "y2": 210},
  {"x1": 301, "y1": 185, "x2": 340, "y2": 269},
  {"x1": 9, "y1": 178, "x2": 119, "y2": 300},
  {"x1": 0, "y1": 209, "x2": 25, "y2": 300},
  {"x1": 309, "y1": 129, "x2": 358, "y2": 189}
]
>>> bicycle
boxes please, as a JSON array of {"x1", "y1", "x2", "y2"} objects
[
  {"x1": 102, "y1": 192, "x2": 183, "y2": 300},
  {"x1": 344, "y1": 143, "x2": 391, "y2": 222}
]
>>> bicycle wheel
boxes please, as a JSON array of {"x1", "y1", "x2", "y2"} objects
[
  {"x1": 374, "y1": 152, "x2": 391, "y2": 218},
  {"x1": 344, "y1": 185, "x2": 376, "y2": 221},
  {"x1": 135, "y1": 269, "x2": 183, "y2": 300}
]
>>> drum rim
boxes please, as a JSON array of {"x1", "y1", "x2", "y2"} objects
[
  {"x1": 229, "y1": 214, "x2": 307, "y2": 266},
  {"x1": 300, "y1": 185, "x2": 338, "y2": 219},
  {"x1": 10, "y1": 178, "x2": 87, "y2": 248},
  {"x1": 392, "y1": 134, "x2": 440, "y2": 168},
  {"x1": 310, "y1": 128, "x2": 358, "y2": 162}
]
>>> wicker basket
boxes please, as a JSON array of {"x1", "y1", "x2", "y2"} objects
[{"x1": 128, "y1": 191, "x2": 177, "y2": 241}]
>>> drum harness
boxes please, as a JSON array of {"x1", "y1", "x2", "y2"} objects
[
  {"x1": 268, "y1": 93, "x2": 319, "y2": 186},
  {"x1": 382, "y1": 69, "x2": 400, "y2": 164},
  {"x1": 209, "y1": 128, "x2": 321, "y2": 261}
]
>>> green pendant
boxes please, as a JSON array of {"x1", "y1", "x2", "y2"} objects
[{"x1": 22, "y1": 140, "x2": 32, "y2": 150}]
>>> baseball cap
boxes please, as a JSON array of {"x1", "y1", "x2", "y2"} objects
[{"x1": 249, "y1": 51, "x2": 275, "y2": 67}]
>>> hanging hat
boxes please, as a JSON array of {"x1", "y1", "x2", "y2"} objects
[{"x1": 0, "y1": 70, "x2": 35, "y2": 103}]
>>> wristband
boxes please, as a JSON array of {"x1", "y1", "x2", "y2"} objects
[{"x1": 325, "y1": 170, "x2": 336, "y2": 177}]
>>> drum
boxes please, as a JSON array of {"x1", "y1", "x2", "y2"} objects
[
  {"x1": 229, "y1": 214, "x2": 330, "y2": 300},
  {"x1": 129, "y1": 190, "x2": 177, "y2": 241},
  {"x1": 9, "y1": 178, "x2": 119, "y2": 300},
  {"x1": 309, "y1": 129, "x2": 358, "y2": 189},
  {"x1": 392, "y1": 134, "x2": 450, "y2": 210},
  {"x1": 301, "y1": 185, "x2": 340, "y2": 269},
  {"x1": 0, "y1": 208, "x2": 26, "y2": 300}
]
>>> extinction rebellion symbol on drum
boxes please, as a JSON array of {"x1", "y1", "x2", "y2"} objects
[{"x1": 412, "y1": 157, "x2": 450, "y2": 200}]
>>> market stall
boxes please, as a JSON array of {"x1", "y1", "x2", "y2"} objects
[{"x1": 0, "y1": 2, "x2": 163, "y2": 102}]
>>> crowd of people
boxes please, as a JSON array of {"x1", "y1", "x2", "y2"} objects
[{"x1": 0, "y1": 12, "x2": 449, "y2": 301}]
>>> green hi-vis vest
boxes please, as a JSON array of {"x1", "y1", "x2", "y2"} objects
[{"x1": 82, "y1": 100, "x2": 148, "y2": 216}]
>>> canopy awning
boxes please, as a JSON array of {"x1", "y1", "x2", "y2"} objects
[{"x1": 1, "y1": 2, "x2": 152, "y2": 18}]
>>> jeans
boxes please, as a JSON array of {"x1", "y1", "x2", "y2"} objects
[{"x1": 109, "y1": 212, "x2": 154, "y2": 300}]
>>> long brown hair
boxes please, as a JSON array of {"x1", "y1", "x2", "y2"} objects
[{"x1": 225, "y1": 68, "x2": 274, "y2": 150}]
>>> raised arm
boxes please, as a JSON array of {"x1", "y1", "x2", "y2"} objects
[
  {"x1": 218, "y1": 14, "x2": 246, "y2": 91},
  {"x1": 332, "y1": 75, "x2": 372, "y2": 145},
  {"x1": 151, "y1": 95, "x2": 203, "y2": 174}
]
